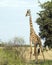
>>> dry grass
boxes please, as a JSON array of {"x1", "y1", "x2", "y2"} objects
[
  {"x1": 0, "y1": 46, "x2": 52, "y2": 65},
  {"x1": 19, "y1": 47, "x2": 52, "y2": 61}
]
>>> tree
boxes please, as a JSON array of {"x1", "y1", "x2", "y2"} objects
[
  {"x1": 13, "y1": 37, "x2": 25, "y2": 45},
  {"x1": 36, "y1": 1, "x2": 52, "y2": 48}
]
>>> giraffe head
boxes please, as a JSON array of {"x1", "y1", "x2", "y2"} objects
[{"x1": 26, "y1": 9, "x2": 31, "y2": 16}]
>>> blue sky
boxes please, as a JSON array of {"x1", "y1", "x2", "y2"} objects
[{"x1": 0, "y1": 0, "x2": 51, "y2": 44}]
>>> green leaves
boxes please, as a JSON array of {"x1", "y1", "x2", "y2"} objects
[{"x1": 36, "y1": 0, "x2": 52, "y2": 47}]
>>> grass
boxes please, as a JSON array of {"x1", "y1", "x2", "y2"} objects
[
  {"x1": 0, "y1": 47, "x2": 52, "y2": 65},
  {"x1": 25, "y1": 60, "x2": 52, "y2": 65},
  {"x1": 0, "y1": 47, "x2": 25, "y2": 65}
]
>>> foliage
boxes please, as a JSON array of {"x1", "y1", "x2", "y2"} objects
[
  {"x1": 13, "y1": 37, "x2": 25, "y2": 45},
  {"x1": 36, "y1": 1, "x2": 52, "y2": 48},
  {"x1": 0, "y1": 46, "x2": 26, "y2": 65},
  {"x1": 0, "y1": 47, "x2": 52, "y2": 65},
  {"x1": 0, "y1": 37, "x2": 25, "y2": 47}
]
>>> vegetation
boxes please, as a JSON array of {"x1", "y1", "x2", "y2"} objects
[
  {"x1": 0, "y1": 47, "x2": 25, "y2": 65},
  {"x1": 0, "y1": 37, "x2": 52, "y2": 65},
  {"x1": 0, "y1": 1, "x2": 52, "y2": 65},
  {"x1": 0, "y1": 37, "x2": 25, "y2": 47},
  {"x1": 0, "y1": 47, "x2": 52, "y2": 65},
  {"x1": 36, "y1": 0, "x2": 52, "y2": 48}
]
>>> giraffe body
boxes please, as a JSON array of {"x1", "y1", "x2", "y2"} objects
[{"x1": 26, "y1": 9, "x2": 45, "y2": 62}]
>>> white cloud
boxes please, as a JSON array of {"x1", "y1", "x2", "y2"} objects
[{"x1": 0, "y1": 0, "x2": 34, "y2": 7}]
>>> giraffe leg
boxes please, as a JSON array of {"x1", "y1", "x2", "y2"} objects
[
  {"x1": 34, "y1": 44, "x2": 38, "y2": 63},
  {"x1": 40, "y1": 45, "x2": 45, "y2": 61},
  {"x1": 33, "y1": 45, "x2": 35, "y2": 55},
  {"x1": 30, "y1": 39, "x2": 32, "y2": 59}
]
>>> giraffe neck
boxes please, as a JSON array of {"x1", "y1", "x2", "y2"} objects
[
  {"x1": 29, "y1": 16, "x2": 33, "y2": 30},
  {"x1": 29, "y1": 15, "x2": 36, "y2": 34}
]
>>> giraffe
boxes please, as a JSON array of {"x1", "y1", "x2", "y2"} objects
[{"x1": 25, "y1": 9, "x2": 45, "y2": 62}]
